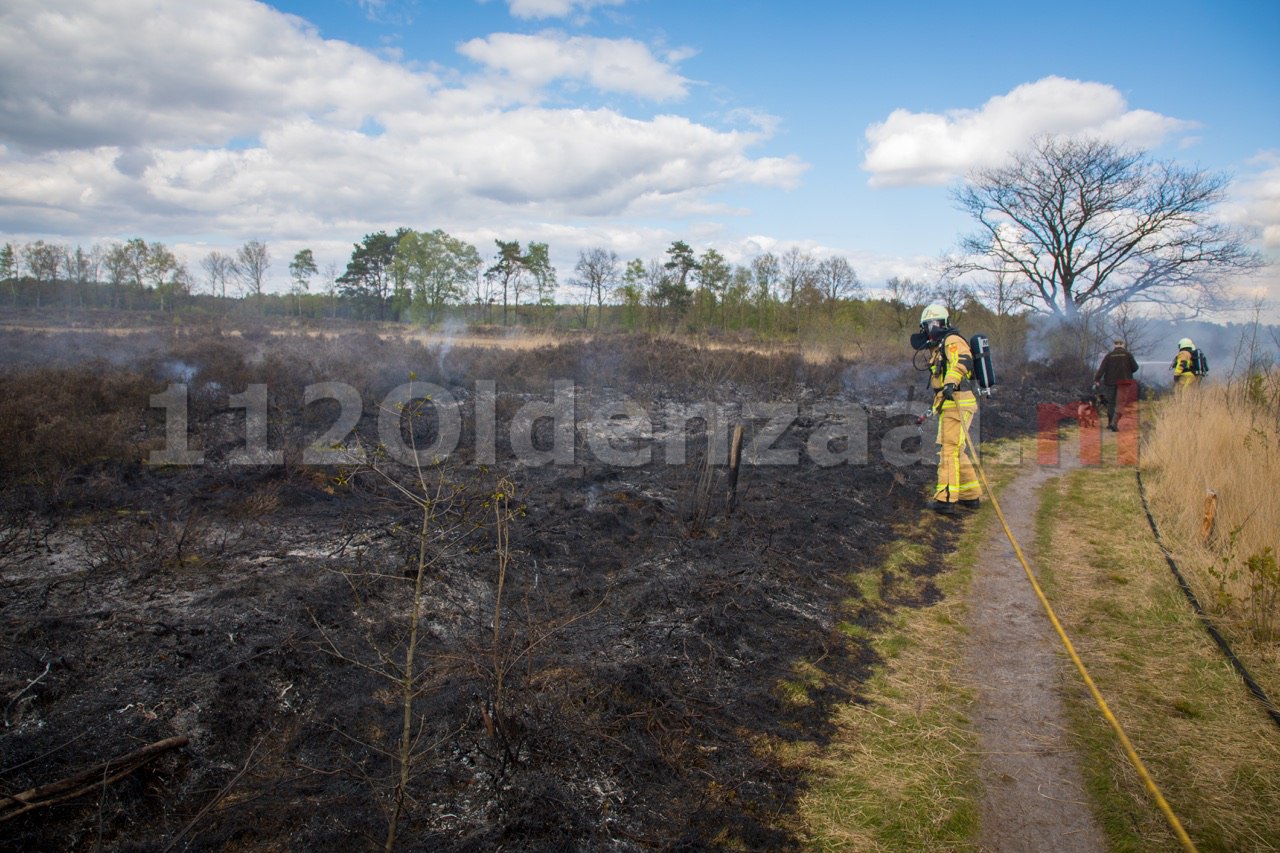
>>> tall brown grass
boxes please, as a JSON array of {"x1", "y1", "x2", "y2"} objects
[{"x1": 1142, "y1": 371, "x2": 1280, "y2": 649}]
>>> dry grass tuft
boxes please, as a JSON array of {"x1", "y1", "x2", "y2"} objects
[{"x1": 1141, "y1": 373, "x2": 1280, "y2": 676}]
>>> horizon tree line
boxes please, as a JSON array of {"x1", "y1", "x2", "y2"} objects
[{"x1": 0, "y1": 231, "x2": 891, "y2": 332}]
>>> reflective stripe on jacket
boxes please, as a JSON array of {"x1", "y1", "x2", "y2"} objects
[
  {"x1": 929, "y1": 332, "x2": 974, "y2": 401},
  {"x1": 1172, "y1": 349, "x2": 1194, "y2": 377}
]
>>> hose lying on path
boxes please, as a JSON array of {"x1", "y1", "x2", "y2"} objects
[{"x1": 958, "y1": 417, "x2": 1197, "y2": 853}]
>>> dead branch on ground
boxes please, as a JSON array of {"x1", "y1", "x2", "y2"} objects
[{"x1": 0, "y1": 735, "x2": 189, "y2": 822}]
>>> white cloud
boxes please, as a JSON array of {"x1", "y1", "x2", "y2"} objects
[
  {"x1": 0, "y1": 0, "x2": 438, "y2": 152},
  {"x1": 503, "y1": 0, "x2": 627, "y2": 21},
  {"x1": 457, "y1": 31, "x2": 690, "y2": 101},
  {"x1": 861, "y1": 76, "x2": 1197, "y2": 188},
  {"x1": 124, "y1": 109, "x2": 803, "y2": 226},
  {"x1": 0, "y1": 0, "x2": 802, "y2": 281},
  {"x1": 1228, "y1": 152, "x2": 1280, "y2": 251},
  {"x1": 1216, "y1": 152, "x2": 1280, "y2": 315}
]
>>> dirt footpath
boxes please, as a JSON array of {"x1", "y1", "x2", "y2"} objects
[{"x1": 966, "y1": 450, "x2": 1107, "y2": 852}]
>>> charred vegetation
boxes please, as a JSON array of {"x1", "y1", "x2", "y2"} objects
[{"x1": 0, "y1": 321, "x2": 1050, "y2": 850}]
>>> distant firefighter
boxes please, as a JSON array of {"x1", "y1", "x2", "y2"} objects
[
  {"x1": 1171, "y1": 337, "x2": 1208, "y2": 391},
  {"x1": 1093, "y1": 339, "x2": 1139, "y2": 431}
]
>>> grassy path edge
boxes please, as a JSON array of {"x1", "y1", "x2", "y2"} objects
[{"x1": 797, "y1": 436, "x2": 1280, "y2": 851}]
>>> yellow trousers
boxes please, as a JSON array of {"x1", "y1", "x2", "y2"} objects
[{"x1": 936, "y1": 394, "x2": 981, "y2": 503}]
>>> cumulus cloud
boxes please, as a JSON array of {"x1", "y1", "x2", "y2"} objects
[
  {"x1": 0, "y1": 0, "x2": 801, "y2": 260},
  {"x1": 0, "y1": 0, "x2": 435, "y2": 152},
  {"x1": 1209, "y1": 152, "x2": 1280, "y2": 319},
  {"x1": 457, "y1": 31, "x2": 690, "y2": 101},
  {"x1": 1227, "y1": 152, "x2": 1280, "y2": 251},
  {"x1": 861, "y1": 76, "x2": 1197, "y2": 188}
]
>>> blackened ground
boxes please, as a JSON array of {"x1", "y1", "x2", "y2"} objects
[{"x1": 0, "y1": 324, "x2": 1060, "y2": 851}]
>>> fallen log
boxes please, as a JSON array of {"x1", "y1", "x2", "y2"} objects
[{"x1": 0, "y1": 734, "x2": 189, "y2": 822}]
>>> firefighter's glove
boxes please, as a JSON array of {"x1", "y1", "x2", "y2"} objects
[{"x1": 941, "y1": 383, "x2": 956, "y2": 401}]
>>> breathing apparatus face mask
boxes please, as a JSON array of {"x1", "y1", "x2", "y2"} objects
[{"x1": 910, "y1": 319, "x2": 946, "y2": 351}]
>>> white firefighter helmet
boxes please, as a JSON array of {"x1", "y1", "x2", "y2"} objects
[{"x1": 920, "y1": 304, "x2": 948, "y2": 326}]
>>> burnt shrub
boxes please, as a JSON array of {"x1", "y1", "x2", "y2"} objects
[
  {"x1": 0, "y1": 362, "x2": 160, "y2": 496},
  {"x1": 164, "y1": 329, "x2": 251, "y2": 407}
]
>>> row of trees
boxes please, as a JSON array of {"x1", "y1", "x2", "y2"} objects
[
  {"x1": 572, "y1": 240, "x2": 863, "y2": 334},
  {"x1": 0, "y1": 237, "x2": 276, "y2": 314},
  {"x1": 2, "y1": 136, "x2": 1265, "y2": 330},
  {"x1": 332, "y1": 230, "x2": 556, "y2": 325},
  {"x1": 0, "y1": 230, "x2": 873, "y2": 336},
  {"x1": 333, "y1": 229, "x2": 869, "y2": 334}
]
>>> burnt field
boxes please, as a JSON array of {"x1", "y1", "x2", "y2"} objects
[{"x1": 1, "y1": 321, "x2": 1050, "y2": 850}]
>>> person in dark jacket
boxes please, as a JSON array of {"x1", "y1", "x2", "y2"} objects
[{"x1": 1093, "y1": 339, "x2": 1139, "y2": 431}]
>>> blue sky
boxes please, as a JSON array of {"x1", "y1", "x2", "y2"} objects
[{"x1": 1, "y1": 0, "x2": 1277, "y2": 314}]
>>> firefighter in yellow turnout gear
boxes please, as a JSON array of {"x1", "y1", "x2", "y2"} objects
[
  {"x1": 1171, "y1": 337, "x2": 1200, "y2": 392},
  {"x1": 919, "y1": 305, "x2": 982, "y2": 515}
]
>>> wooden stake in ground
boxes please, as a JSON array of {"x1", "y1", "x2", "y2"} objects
[
  {"x1": 1201, "y1": 488, "x2": 1217, "y2": 541},
  {"x1": 726, "y1": 423, "x2": 745, "y2": 514}
]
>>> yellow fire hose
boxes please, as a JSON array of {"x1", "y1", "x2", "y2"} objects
[{"x1": 957, "y1": 413, "x2": 1198, "y2": 852}]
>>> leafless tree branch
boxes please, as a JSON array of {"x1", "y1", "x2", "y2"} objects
[{"x1": 950, "y1": 135, "x2": 1266, "y2": 320}]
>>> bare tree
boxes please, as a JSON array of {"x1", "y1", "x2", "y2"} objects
[
  {"x1": 200, "y1": 251, "x2": 234, "y2": 299},
  {"x1": 884, "y1": 275, "x2": 929, "y2": 333},
  {"x1": 779, "y1": 246, "x2": 816, "y2": 306},
  {"x1": 815, "y1": 255, "x2": 862, "y2": 302},
  {"x1": 953, "y1": 135, "x2": 1266, "y2": 320},
  {"x1": 572, "y1": 247, "x2": 618, "y2": 329},
  {"x1": 21, "y1": 240, "x2": 64, "y2": 309},
  {"x1": 322, "y1": 260, "x2": 340, "y2": 319},
  {"x1": 1105, "y1": 301, "x2": 1158, "y2": 357},
  {"x1": 471, "y1": 263, "x2": 495, "y2": 324},
  {"x1": 973, "y1": 268, "x2": 1023, "y2": 317},
  {"x1": 233, "y1": 240, "x2": 271, "y2": 310},
  {"x1": 929, "y1": 278, "x2": 975, "y2": 320}
]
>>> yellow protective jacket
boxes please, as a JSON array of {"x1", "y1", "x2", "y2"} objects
[
  {"x1": 1172, "y1": 348, "x2": 1196, "y2": 383},
  {"x1": 929, "y1": 331, "x2": 981, "y2": 503},
  {"x1": 929, "y1": 331, "x2": 975, "y2": 405}
]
